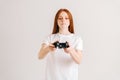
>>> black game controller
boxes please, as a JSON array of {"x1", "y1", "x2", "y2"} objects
[{"x1": 53, "y1": 41, "x2": 69, "y2": 49}]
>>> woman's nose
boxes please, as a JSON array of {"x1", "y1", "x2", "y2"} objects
[{"x1": 61, "y1": 18, "x2": 66, "y2": 21}]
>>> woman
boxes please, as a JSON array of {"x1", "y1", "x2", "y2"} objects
[{"x1": 38, "y1": 8, "x2": 83, "y2": 80}]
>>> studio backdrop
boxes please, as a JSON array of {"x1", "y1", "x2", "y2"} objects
[{"x1": 0, "y1": 0, "x2": 120, "y2": 80}]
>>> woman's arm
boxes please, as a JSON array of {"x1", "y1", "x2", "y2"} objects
[
  {"x1": 38, "y1": 43, "x2": 56, "y2": 59},
  {"x1": 64, "y1": 48, "x2": 82, "y2": 64}
]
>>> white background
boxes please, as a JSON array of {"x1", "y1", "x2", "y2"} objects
[{"x1": 0, "y1": 0, "x2": 120, "y2": 80}]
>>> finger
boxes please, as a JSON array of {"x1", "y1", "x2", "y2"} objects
[
  {"x1": 66, "y1": 41, "x2": 70, "y2": 48},
  {"x1": 49, "y1": 44, "x2": 55, "y2": 47}
]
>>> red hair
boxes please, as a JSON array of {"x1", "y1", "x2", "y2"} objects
[{"x1": 52, "y1": 8, "x2": 74, "y2": 34}]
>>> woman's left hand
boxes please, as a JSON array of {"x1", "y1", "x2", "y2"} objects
[{"x1": 64, "y1": 46, "x2": 73, "y2": 54}]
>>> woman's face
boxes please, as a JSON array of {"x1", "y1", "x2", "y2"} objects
[{"x1": 57, "y1": 11, "x2": 70, "y2": 30}]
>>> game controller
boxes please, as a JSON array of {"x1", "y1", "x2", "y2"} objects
[{"x1": 53, "y1": 41, "x2": 69, "y2": 49}]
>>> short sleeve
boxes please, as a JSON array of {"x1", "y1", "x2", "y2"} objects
[
  {"x1": 42, "y1": 35, "x2": 51, "y2": 45},
  {"x1": 75, "y1": 37, "x2": 83, "y2": 51}
]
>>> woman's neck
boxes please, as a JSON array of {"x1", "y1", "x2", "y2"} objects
[{"x1": 58, "y1": 29, "x2": 71, "y2": 35}]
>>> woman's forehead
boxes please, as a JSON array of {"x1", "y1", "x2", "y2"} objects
[{"x1": 58, "y1": 11, "x2": 68, "y2": 17}]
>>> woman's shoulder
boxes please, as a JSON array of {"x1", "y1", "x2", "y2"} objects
[
  {"x1": 44, "y1": 33, "x2": 57, "y2": 38},
  {"x1": 49, "y1": 33, "x2": 58, "y2": 37},
  {"x1": 72, "y1": 33, "x2": 82, "y2": 39}
]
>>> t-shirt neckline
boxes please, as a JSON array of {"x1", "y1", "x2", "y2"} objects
[{"x1": 57, "y1": 33, "x2": 74, "y2": 37}]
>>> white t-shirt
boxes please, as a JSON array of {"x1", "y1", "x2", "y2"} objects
[{"x1": 42, "y1": 33, "x2": 83, "y2": 80}]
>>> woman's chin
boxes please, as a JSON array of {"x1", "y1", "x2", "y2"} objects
[{"x1": 59, "y1": 25, "x2": 69, "y2": 28}]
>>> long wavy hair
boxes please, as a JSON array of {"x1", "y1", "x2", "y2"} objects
[{"x1": 52, "y1": 8, "x2": 74, "y2": 34}]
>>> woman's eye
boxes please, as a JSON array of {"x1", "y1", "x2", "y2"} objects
[
  {"x1": 65, "y1": 18, "x2": 69, "y2": 20},
  {"x1": 58, "y1": 18, "x2": 63, "y2": 20},
  {"x1": 58, "y1": 17, "x2": 69, "y2": 20}
]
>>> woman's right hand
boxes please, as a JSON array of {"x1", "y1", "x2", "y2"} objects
[
  {"x1": 48, "y1": 43, "x2": 56, "y2": 52},
  {"x1": 38, "y1": 43, "x2": 57, "y2": 59}
]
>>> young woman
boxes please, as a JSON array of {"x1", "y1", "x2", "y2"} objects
[{"x1": 38, "y1": 8, "x2": 83, "y2": 80}]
